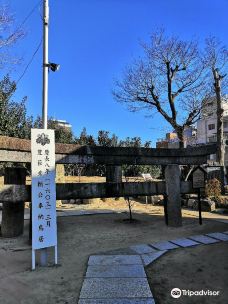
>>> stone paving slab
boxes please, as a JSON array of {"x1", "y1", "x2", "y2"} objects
[
  {"x1": 78, "y1": 299, "x2": 155, "y2": 304},
  {"x1": 141, "y1": 250, "x2": 167, "y2": 266},
  {"x1": 188, "y1": 235, "x2": 219, "y2": 244},
  {"x1": 150, "y1": 241, "x2": 179, "y2": 251},
  {"x1": 206, "y1": 232, "x2": 228, "y2": 241},
  {"x1": 79, "y1": 231, "x2": 227, "y2": 303},
  {"x1": 79, "y1": 278, "x2": 153, "y2": 299},
  {"x1": 170, "y1": 238, "x2": 200, "y2": 247},
  {"x1": 85, "y1": 265, "x2": 146, "y2": 278},
  {"x1": 100, "y1": 248, "x2": 136, "y2": 255},
  {"x1": 130, "y1": 244, "x2": 158, "y2": 255},
  {"x1": 88, "y1": 255, "x2": 142, "y2": 266}
]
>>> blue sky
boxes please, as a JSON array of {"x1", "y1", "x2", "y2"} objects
[{"x1": 3, "y1": 0, "x2": 228, "y2": 146}]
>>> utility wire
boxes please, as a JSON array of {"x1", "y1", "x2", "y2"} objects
[
  {"x1": 14, "y1": 1, "x2": 43, "y2": 85},
  {"x1": 16, "y1": 38, "x2": 42, "y2": 84},
  {"x1": 14, "y1": 0, "x2": 42, "y2": 34},
  {"x1": 6, "y1": 38, "x2": 42, "y2": 100},
  {"x1": 1, "y1": 1, "x2": 43, "y2": 99}
]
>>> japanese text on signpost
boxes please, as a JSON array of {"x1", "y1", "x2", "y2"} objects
[{"x1": 31, "y1": 129, "x2": 57, "y2": 250}]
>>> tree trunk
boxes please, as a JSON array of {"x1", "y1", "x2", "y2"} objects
[
  {"x1": 179, "y1": 140, "x2": 184, "y2": 148},
  {"x1": 128, "y1": 198, "x2": 133, "y2": 222},
  {"x1": 213, "y1": 69, "x2": 225, "y2": 167},
  {"x1": 176, "y1": 127, "x2": 185, "y2": 148}
]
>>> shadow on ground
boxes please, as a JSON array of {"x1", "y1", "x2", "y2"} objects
[{"x1": 0, "y1": 210, "x2": 227, "y2": 304}]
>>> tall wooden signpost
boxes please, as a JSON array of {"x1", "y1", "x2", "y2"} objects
[
  {"x1": 192, "y1": 166, "x2": 207, "y2": 225},
  {"x1": 31, "y1": 129, "x2": 57, "y2": 269}
]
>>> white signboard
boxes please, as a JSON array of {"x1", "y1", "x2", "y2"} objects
[
  {"x1": 141, "y1": 173, "x2": 153, "y2": 181},
  {"x1": 31, "y1": 129, "x2": 57, "y2": 252}
]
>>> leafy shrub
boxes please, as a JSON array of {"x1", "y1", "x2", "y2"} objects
[{"x1": 205, "y1": 178, "x2": 221, "y2": 199}]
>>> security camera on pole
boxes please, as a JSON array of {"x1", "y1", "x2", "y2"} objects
[{"x1": 31, "y1": 0, "x2": 60, "y2": 270}]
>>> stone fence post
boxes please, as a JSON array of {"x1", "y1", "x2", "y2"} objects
[
  {"x1": 1, "y1": 167, "x2": 26, "y2": 237},
  {"x1": 56, "y1": 164, "x2": 65, "y2": 183},
  {"x1": 106, "y1": 165, "x2": 122, "y2": 183}
]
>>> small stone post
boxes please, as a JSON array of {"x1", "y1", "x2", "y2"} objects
[
  {"x1": 56, "y1": 164, "x2": 65, "y2": 207},
  {"x1": 106, "y1": 165, "x2": 122, "y2": 183},
  {"x1": 106, "y1": 165, "x2": 122, "y2": 201},
  {"x1": 56, "y1": 164, "x2": 65, "y2": 183},
  {"x1": 165, "y1": 164, "x2": 182, "y2": 227},
  {"x1": 1, "y1": 167, "x2": 26, "y2": 237}
]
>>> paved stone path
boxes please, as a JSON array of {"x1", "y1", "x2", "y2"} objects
[{"x1": 78, "y1": 231, "x2": 228, "y2": 304}]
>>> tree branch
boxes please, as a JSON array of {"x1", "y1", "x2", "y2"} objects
[{"x1": 166, "y1": 61, "x2": 176, "y2": 121}]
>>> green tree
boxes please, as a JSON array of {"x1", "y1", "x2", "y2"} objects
[
  {"x1": 33, "y1": 116, "x2": 74, "y2": 144},
  {"x1": 74, "y1": 127, "x2": 96, "y2": 145},
  {"x1": 97, "y1": 130, "x2": 112, "y2": 146},
  {"x1": 97, "y1": 130, "x2": 120, "y2": 147},
  {"x1": 0, "y1": 75, "x2": 32, "y2": 138}
]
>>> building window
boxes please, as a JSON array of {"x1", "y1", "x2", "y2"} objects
[
  {"x1": 208, "y1": 124, "x2": 215, "y2": 130},
  {"x1": 224, "y1": 122, "x2": 228, "y2": 128},
  {"x1": 208, "y1": 135, "x2": 217, "y2": 143}
]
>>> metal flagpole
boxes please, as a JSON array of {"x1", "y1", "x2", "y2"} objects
[
  {"x1": 40, "y1": 0, "x2": 49, "y2": 266},
  {"x1": 32, "y1": 249, "x2": 35, "y2": 270},
  {"x1": 42, "y1": 0, "x2": 49, "y2": 129}
]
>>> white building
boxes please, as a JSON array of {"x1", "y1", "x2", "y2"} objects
[
  {"x1": 196, "y1": 95, "x2": 228, "y2": 144},
  {"x1": 156, "y1": 127, "x2": 197, "y2": 148},
  {"x1": 50, "y1": 119, "x2": 72, "y2": 131}
]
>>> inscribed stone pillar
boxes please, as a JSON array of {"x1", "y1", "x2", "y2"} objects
[{"x1": 165, "y1": 164, "x2": 182, "y2": 227}]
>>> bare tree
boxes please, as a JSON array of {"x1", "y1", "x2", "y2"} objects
[
  {"x1": 0, "y1": 4, "x2": 24, "y2": 69},
  {"x1": 75, "y1": 164, "x2": 86, "y2": 182},
  {"x1": 113, "y1": 29, "x2": 208, "y2": 147},
  {"x1": 204, "y1": 37, "x2": 228, "y2": 166},
  {"x1": 124, "y1": 196, "x2": 134, "y2": 222},
  {"x1": 123, "y1": 169, "x2": 142, "y2": 223}
]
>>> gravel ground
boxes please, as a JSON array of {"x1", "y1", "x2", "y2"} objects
[
  {"x1": 0, "y1": 201, "x2": 227, "y2": 304},
  {"x1": 146, "y1": 242, "x2": 228, "y2": 304}
]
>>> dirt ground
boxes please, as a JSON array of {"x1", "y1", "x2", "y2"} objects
[
  {"x1": 146, "y1": 242, "x2": 228, "y2": 304},
  {"x1": 0, "y1": 200, "x2": 228, "y2": 304}
]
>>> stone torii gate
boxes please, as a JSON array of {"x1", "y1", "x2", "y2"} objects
[{"x1": 0, "y1": 136, "x2": 217, "y2": 235}]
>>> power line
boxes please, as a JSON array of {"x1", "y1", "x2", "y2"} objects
[
  {"x1": 14, "y1": 1, "x2": 43, "y2": 84},
  {"x1": 14, "y1": 0, "x2": 42, "y2": 34},
  {"x1": 16, "y1": 38, "x2": 42, "y2": 84},
  {"x1": 5, "y1": 0, "x2": 42, "y2": 45},
  {"x1": 5, "y1": 38, "x2": 42, "y2": 100},
  {"x1": 1, "y1": 2, "x2": 43, "y2": 99}
]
